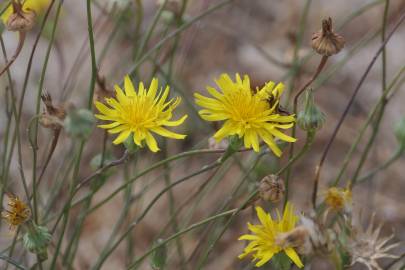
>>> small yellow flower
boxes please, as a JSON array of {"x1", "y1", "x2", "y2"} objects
[
  {"x1": 324, "y1": 187, "x2": 352, "y2": 211},
  {"x1": 95, "y1": 75, "x2": 187, "y2": 152},
  {"x1": 1, "y1": 0, "x2": 50, "y2": 24},
  {"x1": 238, "y1": 203, "x2": 304, "y2": 268},
  {"x1": 1, "y1": 194, "x2": 31, "y2": 229},
  {"x1": 194, "y1": 74, "x2": 296, "y2": 156}
]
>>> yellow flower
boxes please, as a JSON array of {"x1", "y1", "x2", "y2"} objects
[
  {"x1": 194, "y1": 74, "x2": 296, "y2": 156},
  {"x1": 324, "y1": 187, "x2": 352, "y2": 211},
  {"x1": 238, "y1": 203, "x2": 304, "y2": 268},
  {"x1": 1, "y1": 194, "x2": 31, "y2": 229},
  {"x1": 1, "y1": 0, "x2": 50, "y2": 24},
  {"x1": 95, "y1": 75, "x2": 187, "y2": 152}
]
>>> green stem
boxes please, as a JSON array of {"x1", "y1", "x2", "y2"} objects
[
  {"x1": 128, "y1": 209, "x2": 238, "y2": 269},
  {"x1": 87, "y1": 0, "x2": 97, "y2": 109}
]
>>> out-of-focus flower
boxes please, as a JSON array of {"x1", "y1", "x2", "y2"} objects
[
  {"x1": 1, "y1": 193, "x2": 31, "y2": 230},
  {"x1": 1, "y1": 0, "x2": 50, "y2": 30},
  {"x1": 95, "y1": 75, "x2": 187, "y2": 152},
  {"x1": 194, "y1": 74, "x2": 296, "y2": 156},
  {"x1": 258, "y1": 174, "x2": 285, "y2": 203},
  {"x1": 238, "y1": 203, "x2": 304, "y2": 268},
  {"x1": 324, "y1": 187, "x2": 352, "y2": 211},
  {"x1": 311, "y1": 17, "x2": 345, "y2": 56},
  {"x1": 347, "y1": 215, "x2": 399, "y2": 270}
]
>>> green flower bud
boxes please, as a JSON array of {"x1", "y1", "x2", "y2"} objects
[
  {"x1": 394, "y1": 117, "x2": 405, "y2": 147},
  {"x1": 219, "y1": 135, "x2": 243, "y2": 162},
  {"x1": 23, "y1": 222, "x2": 52, "y2": 261},
  {"x1": 64, "y1": 108, "x2": 95, "y2": 139},
  {"x1": 150, "y1": 239, "x2": 167, "y2": 270},
  {"x1": 123, "y1": 136, "x2": 139, "y2": 154},
  {"x1": 297, "y1": 90, "x2": 325, "y2": 132}
]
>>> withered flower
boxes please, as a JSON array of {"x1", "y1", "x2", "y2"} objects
[
  {"x1": 347, "y1": 215, "x2": 399, "y2": 270},
  {"x1": 311, "y1": 17, "x2": 345, "y2": 56},
  {"x1": 5, "y1": 1, "x2": 36, "y2": 32},
  {"x1": 39, "y1": 92, "x2": 66, "y2": 130},
  {"x1": 1, "y1": 193, "x2": 31, "y2": 230},
  {"x1": 259, "y1": 174, "x2": 285, "y2": 203}
]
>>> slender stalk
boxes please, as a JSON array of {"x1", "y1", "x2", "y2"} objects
[
  {"x1": 87, "y1": 0, "x2": 97, "y2": 109},
  {"x1": 128, "y1": 209, "x2": 238, "y2": 269},
  {"x1": 311, "y1": 13, "x2": 405, "y2": 207},
  {"x1": 357, "y1": 146, "x2": 403, "y2": 184},
  {"x1": 91, "y1": 161, "x2": 222, "y2": 269}
]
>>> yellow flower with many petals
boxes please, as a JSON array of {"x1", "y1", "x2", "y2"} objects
[
  {"x1": 238, "y1": 203, "x2": 304, "y2": 268},
  {"x1": 194, "y1": 74, "x2": 296, "y2": 156},
  {"x1": 1, "y1": 194, "x2": 31, "y2": 230},
  {"x1": 1, "y1": 0, "x2": 50, "y2": 24},
  {"x1": 95, "y1": 75, "x2": 187, "y2": 152}
]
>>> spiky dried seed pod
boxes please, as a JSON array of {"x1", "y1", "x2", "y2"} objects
[
  {"x1": 259, "y1": 174, "x2": 285, "y2": 203},
  {"x1": 39, "y1": 92, "x2": 66, "y2": 130},
  {"x1": 6, "y1": 1, "x2": 36, "y2": 32},
  {"x1": 311, "y1": 17, "x2": 345, "y2": 56}
]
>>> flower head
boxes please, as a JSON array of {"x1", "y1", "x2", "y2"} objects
[
  {"x1": 1, "y1": 0, "x2": 50, "y2": 26},
  {"x1": 324, "y1": 187, "x2": 352, "y2": 211},
  {"x1": 1, "y1": 193, "x2": 31, "y2": 229},
  {"x1": 238, "y1": 202, "x2": 304, "y2": 268},
  {"x1": 194, "y1": 74, "x2": 296, "y2": 156},
  {"x1": 95, "y1": 75, "x2": 187, "y2": 152},
  {"x1": 311, "y1": 17, "x2": 345, "y2": 56},
  {"x1": 347, "y1": 215, "x2": 399, "y2": 270}
]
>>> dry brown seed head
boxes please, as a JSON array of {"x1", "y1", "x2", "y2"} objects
[
  {"x1": 93, "y1": 74, "x2": 114, "y2": 104},
  {"x1": 259, "y1": 174, "x2": 285, "y2": 203},
  {"x1": 39, "y1": 92, "x2": 66, "y2": 130},
  {"x1": 311, "y1": 17, "x2": 345, "y2": 56},
  {"x1": 6, "y1": 1, "x2": 36, "y2": 32}
]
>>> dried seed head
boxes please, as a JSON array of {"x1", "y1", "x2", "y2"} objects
[
  {"x1": 311, "y1": 17, "x2": 345, "y2": 56},
  {"x1": 1, "y1": 193, "x2": 31, "y2": 230},
  {"x1": 259, "y1": 174, "x2": 285, "y2": 203},
  {"x1": 324, "y1": 187, "x2": 352, "y2": 212},
  {"x1": 275, "y1": 226, "x2": 309, "y2": 250},
  {"x1": 39, "y1": 92, "x2": 66, "y2": 130},
  {"x1": 6, "y1": 1, "x2": 36, "y2": 32}
]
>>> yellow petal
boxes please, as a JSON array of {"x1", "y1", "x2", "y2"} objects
[
  {"x1": 145, "y1": 132, "x2": 159, "y2": 152},
  {"x1": 112, "y1": 130, "x2": 131, "y2": 144},
  {"x1": 268, "y1": 128, "x2": 296, "y2": 143},
  {"x1": 151, "y1": 127, "x2": 186, "y2": 140},
  {"x1": 163, "y1": 115, "x2": 188, "y2": 127},
  {"x1": 148, "y1": 78, "x2": 159, "y2": 98},
  {"x1": 124, "y1": 75, "x2": 136, "y2": 96},
  {"x1": 284, "y1": 248, "x2": 304, "y2": 268}
]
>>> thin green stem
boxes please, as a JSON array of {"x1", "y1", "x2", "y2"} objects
[
  {"x1": 87, "y1": 0, "x2": 97, "y2": 109},
  {"x1": 128, "y1": 209, "x2": 238, "y2": 269}
]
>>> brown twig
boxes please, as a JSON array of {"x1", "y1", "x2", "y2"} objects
[
  {"x1": 311, "y1": 12, "x2": 405, "y2": 208},
  {"x1": 0, "y1": 31, "x2": 25, "y2": 78}
]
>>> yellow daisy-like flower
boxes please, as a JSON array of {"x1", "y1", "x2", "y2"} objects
[
  {"x1": 95, "y1": 75, "x2": 188, "y2": 152},
  {"x1": 324, "y1": 187, "x2": 352, "y2": 211},
  {"x1": 1, "y1": 0, "x2": 50, "y2": 24},
  {"x1": 238, "y1": 202, "x2": 304, "y2": 268},
  {"x1": 194, "y1": 74, "x2": 296, "y2": 156},
  {"x1": 1, "y1": 194, "x2": 31, "y2": 230}
]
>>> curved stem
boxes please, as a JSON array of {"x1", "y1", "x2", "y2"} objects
[
  {"x1": 0, "y1": 31, "x2": 25, "y2": 78},
  {"x1": 311, "y1": 13, "x2": 405, "y2": 208},
  {"x1": 91, "y1": 161, "x2": 222, "y2": 269}
]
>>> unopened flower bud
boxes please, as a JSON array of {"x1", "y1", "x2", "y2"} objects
[
  {"x1": 6, "y1": 1, "x2": 36, "y2": 32},
  {"x1": 23, "y1": 221, "x2": 52, "y2": 261},
  {"x1": 394, "y1": 117, "x2": 405, "y2": 147},
  {"x1": 259, "y1": 174, "x2": 285, "y2": 203},
  {"x1": 297, "y1": 90, "x2": 325, "y2": 132},
  {"x1": 311, "y1": 17, "x2": 345, "y2": 56},
  {"x1": 64, "y1": 108, "x2": 96, "y2": 139}
]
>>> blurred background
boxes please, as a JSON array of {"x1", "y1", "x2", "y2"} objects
[{"x1": 0, "y1": 0, "x2": 404, "y2": 269}]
